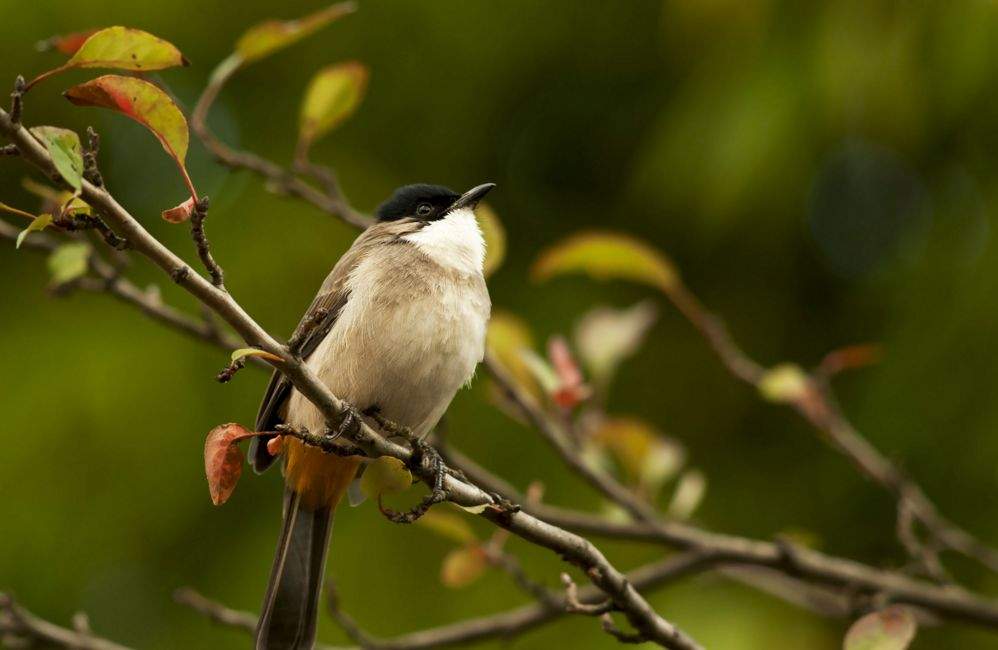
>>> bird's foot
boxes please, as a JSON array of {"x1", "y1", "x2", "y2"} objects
[
  {"x1": 328, "y1": 403, "x2": 362, "y2": 441},
  {"x1": 378, "y1": 439, "x2": 447, "y2": 524}
]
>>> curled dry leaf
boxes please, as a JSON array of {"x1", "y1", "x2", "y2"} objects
[
  {"x1": 230, "y1": 347, "x2": 283, "y2": 364},
  {"x1": 162, "y1": 197, "x2": 196, "y2": 224},
  {"x1": 844, "y1": 606, "x2": 917, "y2": 650},
  {"x1": 235, "y1": 2, "x2": 356, "y2": 65},
  {"x1": 532, "y1": 231, "x2": 679, "y2": 292},
  {"x1": 440, "y1": 544, "x2": 488, "y2": 588},
  {"x1": 204, "y1": 423, "x2": 260, "y2": 506}
]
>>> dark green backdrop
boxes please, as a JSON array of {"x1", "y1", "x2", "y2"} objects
[{"x1": 3, "y1": 1, "x2": 998, "y2": 648}]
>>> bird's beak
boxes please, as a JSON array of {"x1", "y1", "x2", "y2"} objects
[{"x1": 448, "y1": 183, "x2": 496, "y2": 213}]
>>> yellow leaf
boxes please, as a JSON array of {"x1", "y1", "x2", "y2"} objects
[
  {"x1": 26, "y1": 27, "x2": 187, "y2": 90},
  {"x1": 440, "y1": 545, "x2": 488, "y2": 588},
  {"x1": 532, "y1": 231, "x2": 678, "y2": 292},
  {"x1": 666, "y1": 469, "x2": 706, "y2": 519},
  {"x1": 236, "y1": 3, "x2": 355, "y2": 65},
  {"x1": 486, "y1": 311, "x2": 539, "y2": 396},
  {"x1": 416, "y1": 509, "x2": 478, "y2": 544},
  {"x1": 16, "y1": 214, "x2": 52, "y2": 249},
  {"x1": 230, "y1": 348, "x2": 283, "y2": 364},
  {"x1": 591, "y1": 417, "x2": 684, "y2": 492},
  {"x1": 476, "y1": 202, "x2": 506, "y2": 278},
  {"x1": 67, "y1": 26, "x2": 188, "y2": 71},
  {"x1": 360, "y1": 456, "x2": 412, "y2": 500},
  {"x1": 758, "y1": 363, "x2": 809, "y2": 403},
  {"x1": 298, "y1": 61, "x2": 368, "y2": 149}
]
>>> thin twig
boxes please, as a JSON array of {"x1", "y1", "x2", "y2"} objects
[
  {"x1": 0, "y1": 592, "x2": 131, "y2": 650},
  {"x1": 190, "y1": 197, "x2": 224, "y2": 289}
]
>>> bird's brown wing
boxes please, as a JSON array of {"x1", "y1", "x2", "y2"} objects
[{"x1": 250, "y1": 220, "x2": 419, "y2": 472}]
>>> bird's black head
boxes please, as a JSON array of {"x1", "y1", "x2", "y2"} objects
[
  {"x1": 376, "y1": 184, "x2": 460, "y2": 222},
  {"x1": 376, "y1": 183, "x2": 496, "y2": 222}
]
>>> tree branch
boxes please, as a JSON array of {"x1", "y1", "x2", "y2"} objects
[
  {"x1": 0, "y1": 104, "x2": 699, "y2": 650},
  {"x1": 0, "y1": 592, "x2": 131, "y2": 650}
]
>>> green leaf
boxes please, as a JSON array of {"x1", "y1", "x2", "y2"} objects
[
  {"x1": 360, "y1": 456, "x2": 412, "y2": 500},
  {"x1": 574, "y1": 301, "x2": 657, "y2": 387},
  {"x1": 16, "y1": 213, "x2": 52, "y2": 249},
  {"x1": 416, "y1": 509, "x2": 478, "y2": 544},
  {"x1": 532, "y1": 231, "x2": 679, "y2": 292},
  {"x1": 30, "y1": 127, "x2": 84, "y2": 192},
  {"x1": 235, "y1": 3, "x2": 355, "y2": 65},
  {"x1": 844, "y1": 606, "x2": 917, "y2": 650},
  {"x1": 47, "y1": 242, "x2": 90, "y2": 285},
  {"x1": 64, "y1": 75, "x2": 194, "y2": 198},
  {"x1": 21, "y1": 178, "x2": 91, "y2": 216},
  {"x1": 27, "y1": 27, "x2": 187, "y2": 90},
  {"x1": 440, "y1": 545, "x2": 488, "y2": 588},
  {"x1": 476, "y1": 202, "x2": 506, "y2": 278},
  {"x1": 758, "y1": 363, "x2": 809, "y2": 403},
  {"x1": 230, "y1": 348, "x2": 283, "y2": 364},
  {"x1": 298, "y1": 61, "x2": 368, "y2": 150}
]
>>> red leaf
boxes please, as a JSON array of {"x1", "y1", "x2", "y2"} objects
[
  {"x1": 266, "y1": 435, "x2": 284, "y2": 457},
  {"x1": 204, "y1": 423, "x2": 258, "y2": 506},
  {"x1": 548, "y1": 336, "x2": 591, "y2": 409},
  {"x1": 162, "y1": 196, "x2": 195, "y2": 223},
  {"x1": 39, "y1": 30, "x2": 99, "y2": 56}
]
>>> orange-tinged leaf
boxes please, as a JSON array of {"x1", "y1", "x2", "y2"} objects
[
  {"x1": 299, "y1": 61, "x2": 368, "y2": 149},
  {"x1": 38, "y1": 30, "x2": 99, "y2": 56},
  {"x1": 230, "y1": 347, "x2": 283, "y2": 364},
  {"x1": 266, "y1": 436, "x2": 284, "y2": 457},
  {"x1": 844, "y1": 606, "x2": 917, "y2": 650},
  {"x1": 27, "y1": 27, "x2": 187, "y2": 90},
  {"x1": 592, "y1": 417, "x2": 685, "y2": 491},
  {"x1": 64, "y1": 75, "x2": 194, "y2": 198},
  {"x1": 162, "y1": 197, "x2": 196, "y2": 223},
  {"x1": 440, "y1": 545, "x2": 488, "y2": 588},
  {"x1": 235, "y1": 3, "x2": 356, "y2": 65},
  {"x1": 204, "y1": 423, "x2": 260, "y2": 506},
  {"x1": 532, "y1": 231, "x2": 679, "y2": 292},
  {"x1": 548, "y1": 337, "x2": 590, "y2": 409}
]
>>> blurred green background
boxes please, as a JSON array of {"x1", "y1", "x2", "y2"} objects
[{"x1": 3, "y1": 0, "x2": 998, "y2": 648}]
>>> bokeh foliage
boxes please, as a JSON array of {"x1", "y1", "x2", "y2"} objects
[{"x1": 3, "y1": 1, "x2": 998, "y2": 648}]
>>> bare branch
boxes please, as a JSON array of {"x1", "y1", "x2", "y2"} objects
[
  {"x1": 189, "y1": 196, "x2": 224, "y2": 288},
  {"x1": 663, "y1": 277, "x2": 998, "y2": 573},
  {"x1": 0, "y1": 592, "x2": 131, "y2": 650}
]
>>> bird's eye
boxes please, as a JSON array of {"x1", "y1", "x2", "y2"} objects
[{"x1": 415, "y1": 203, "x2": 433, "y2": 217}]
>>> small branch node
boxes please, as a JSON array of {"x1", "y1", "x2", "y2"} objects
[
  {"x1": 10, "y1": 76, "x2": 24, "y2": 125},
  {"x1": 216, "y1": 357, "x2": 246, "y2": 383},
  {"x1": 190, "y1": 196, "x2": 225, "y2": 289}
]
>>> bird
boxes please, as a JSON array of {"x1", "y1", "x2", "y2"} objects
[{"x1": 249, "y1": 182, "x2": 495, "y2": 649}]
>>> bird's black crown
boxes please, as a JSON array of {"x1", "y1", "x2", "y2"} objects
[{"x1": 376, "y1": 184, "x2": 460, "y2": 222}]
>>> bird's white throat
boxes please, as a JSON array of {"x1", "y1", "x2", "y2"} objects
[{"x1": 403, "y1": 207, "x2": 485, "y2": 275}]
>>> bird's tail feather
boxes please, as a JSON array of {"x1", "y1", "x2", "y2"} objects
[{"x1": 255, "y1": 489, "x2": 333, "y2": 650}]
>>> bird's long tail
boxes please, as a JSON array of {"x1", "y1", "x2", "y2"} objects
[{"x1": 256, "y1": 450, "x2": 360, "y2": 650}]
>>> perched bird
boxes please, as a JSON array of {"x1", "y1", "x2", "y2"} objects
[{"x1": 250, "y1": 183, "x2": 494, "y2": 649}]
